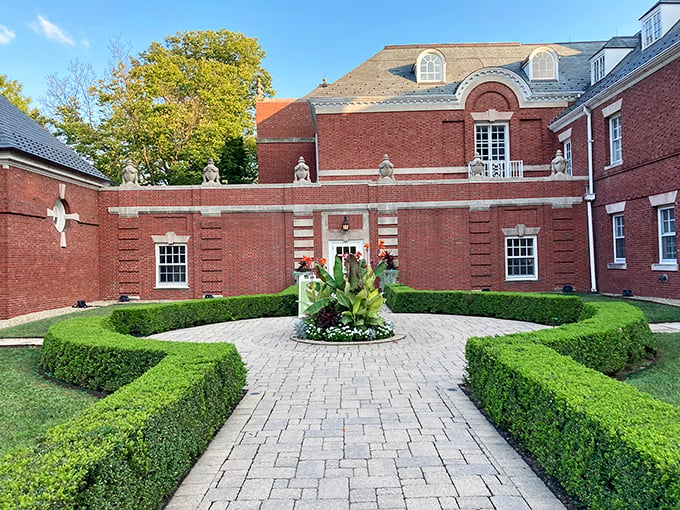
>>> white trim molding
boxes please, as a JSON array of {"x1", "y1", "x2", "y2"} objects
[
  {"x1": 601, "y1": 99, "x2": 623, "y2": 118},
  {"x1": 649, "y1": 191, "x2": 678, "y2": 207},
  {"x1": 151, "y1": 232, "x2": 190, "y2": 244},
  {"x1": 557, "y1": 128, "x2": 572, "y2": 143},
  {"x1": 605, "y1": 201, "x2": 626, "y2": 214}
]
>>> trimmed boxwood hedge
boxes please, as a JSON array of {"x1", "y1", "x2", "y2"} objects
[
  {"x1": 0, "y1": 288, "x2": 297, "y2": 509},
  {"x1": 385, "y1": 285, "x2": 678, "y2": 509}
]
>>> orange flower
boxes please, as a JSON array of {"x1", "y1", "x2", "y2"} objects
[
  {"x1": 364, "y1": 242, "x2": 370, "y2": 249},
  {"x1": 377, "y1": 239, "x2": 386, "y2": 250},
  {"x1": 319, "y1": 258, "x2": 327, "y2": 266}
]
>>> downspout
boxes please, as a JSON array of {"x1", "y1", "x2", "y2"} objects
[{"x1": 583, "y1": 105, "x2": 598, "y2": 293}]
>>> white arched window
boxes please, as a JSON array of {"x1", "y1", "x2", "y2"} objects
[
  {"x1": 416, "y1": 51, "x2": 445, "y2": 83},
  {"x1": 528, "y1": 48, "x2": 558, "y2": 81}
]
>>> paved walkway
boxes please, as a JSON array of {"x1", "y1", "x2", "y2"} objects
[{"x1": 153, "y1": 312, "x2": 565, "y2": 510}]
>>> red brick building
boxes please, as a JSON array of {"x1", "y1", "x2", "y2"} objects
[{"x1": 0, "y1": 1, "x2": 678, "y2": 319}]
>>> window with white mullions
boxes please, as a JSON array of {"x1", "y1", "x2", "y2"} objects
[
  {"x1": 659, "y1": 206, "x2": 677, "y2": 263},
  {"x1": 613, "y1": 214, "x2": 626, "y2": 263},
  {"x1": 505, "y1": 236, "x2": 537, "y2": 280},
  {"x1": 643, "y1": 10, "x2": 662, "y2": 48},
  {"x1": 419, "y1": 53, "x2": 444, "y2": 82},
  {"x1": 157, "y1": 244, "x2": 188, "y2": 286},
  {"x1": 609, "y1": 114, "x2": 622, "y2": 165},
  {"x1": 563, "y1": 139, "x2": 572, "y2": 175},
  {"x1": 476, "y1": 123, "x2": 509, "y2": 177}
]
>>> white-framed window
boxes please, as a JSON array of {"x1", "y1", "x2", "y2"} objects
[
  {"x1": 475, "y1": 123, "x2": 508, "y2": 163},
  {"x1": 417, "y1": 52, "x2": 445, "y2": 83},
  {"x1": 156, "y1": 244, "x2": 188, "y2": 287},
  {"x1": 591, "y1": 54, "x2": 605, "y2": 83},
  {"x1": 563, "y1": 138, "x2": 572, "y2": 175},
  {"x1": 609, "y1": 114, "x2": 622, "y2": 165},
  {"x1": 505, "y1": 236, "x2": 538, "y2": 281},
  {"x1": 327, "y1": 240, "x2": 364, "y2": 276},
  {"x1": 659, "y1": 206, "x2": 677, "y2": 263},
  {"x1": 530, "y1": 49, "x2": 557, "y2": 80},
  {"x1": 613, "y1": 214, "x2": 626, "y2": 263},
  {"x1": 643, "y1": 9, "x2": 662, "y2": 49}
]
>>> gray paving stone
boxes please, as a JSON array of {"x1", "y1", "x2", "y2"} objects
[{"x1": 155, "y1": 313, "x2": 564, "y2": 510}]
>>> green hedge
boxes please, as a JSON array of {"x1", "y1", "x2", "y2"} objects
[
  {"x1": 0, "y1": 288, "x2": 296, "y2": 509},
  {"x1": 109, "y1": 287, "x2": 298, "y2": 337},
  {"x1": 386, "y1": 286, "x2": 677, "y2": 508},
  {"x1": 383, "y1": 284, "x2": 584, "y2": 325},
  {"x1": 466, "y1": 340, "x2": 680, "y2": 509}
]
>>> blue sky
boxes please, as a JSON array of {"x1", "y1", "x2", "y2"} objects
[{"x1": 1, "y1": 1, "x2": 647, "y2": 108}]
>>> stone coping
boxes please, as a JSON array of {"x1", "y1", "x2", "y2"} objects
[{"x1": 291, "y1": 333, "x2": 406, "y2": 345}]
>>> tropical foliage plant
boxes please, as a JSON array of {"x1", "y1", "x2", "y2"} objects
[{"x1": 300, "y1": 252, "x2": 394, "y2": 341}]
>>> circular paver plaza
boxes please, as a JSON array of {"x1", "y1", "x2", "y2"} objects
[{"x1": 156, "y1": 311, "x2": 566, "y2": 510}]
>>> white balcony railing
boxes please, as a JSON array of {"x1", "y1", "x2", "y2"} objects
[{"x1": 468, "y1": 160, "x2": 524, "y2": 179}]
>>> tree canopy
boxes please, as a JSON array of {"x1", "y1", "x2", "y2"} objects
[
  {"x1": 46, "y1": 30, "x2": 273, "y2": 184},
  {"x1": 0, "y1": 74, "x2": 43, "y2": 121}
]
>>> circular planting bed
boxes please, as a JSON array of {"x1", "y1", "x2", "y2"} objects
[{"x1": 291, "y1": 332, "x2": 406, "y2": 345}]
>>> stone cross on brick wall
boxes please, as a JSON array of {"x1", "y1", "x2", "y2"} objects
[{"x1": 46, "y1": 183, "x2": 80, "y2": 248}]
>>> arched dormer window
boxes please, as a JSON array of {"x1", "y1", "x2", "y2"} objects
[
  {"x1": 416, "y1": 50, "x2": 446, "y2": 83},
  {"x1": 527, "y1": 48, "x2": 558, "y2": 81}
]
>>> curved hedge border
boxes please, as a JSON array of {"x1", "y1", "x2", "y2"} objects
[
  {"x1": 0, "y1": 288, "x2": 297, "y2": 509},
  {"x1": 385, "y1": 285, "x2": 680, "y2": 509}
]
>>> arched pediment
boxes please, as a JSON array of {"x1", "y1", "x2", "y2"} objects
[{"x1": 455, "y1": 67, "x2": 533, "y2": 107}]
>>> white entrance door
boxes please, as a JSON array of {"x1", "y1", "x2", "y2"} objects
[{"x1": 328, "y1": 240, "x2": 364, "y2": 275}]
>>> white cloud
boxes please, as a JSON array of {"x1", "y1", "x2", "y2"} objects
[
  {"x1": 0, "y1": 25, "x2": 15, "y2": 44},
  {"x1": 33, "y1": 15, "x2": 74, "y2": 46}
]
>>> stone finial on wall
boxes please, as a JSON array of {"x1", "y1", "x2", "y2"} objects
[
  {"x1": 469, "y1": 153, "x2": 485, "y2": 178},
  {"x1": 550, "y1": 149, "x2": 569, "y2": 179},
  {"x1": 202, "y1": 159, "x2": 222, "y2": 186},
  {"x1": 293, "y1": 156, "x2": 311, "y2": 184},
  {"x1": 377, "y1": 154, "x2": 396, "y2": 183},
  {"x1": 120, "y1": 160, "x2": 140, "y2": 187}
]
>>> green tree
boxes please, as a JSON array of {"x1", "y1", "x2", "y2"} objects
[
  {"x1": 0, "y1": 74, "x2": 43, "y2": 122},
  {"x1": 47, "y1": 31, "x2": 272, "y2": 184}
]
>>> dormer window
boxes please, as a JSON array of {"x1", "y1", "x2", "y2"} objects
[
  {"x1": 592, "y1": 54, "x2": 606, "y2": 83},
  {"x1": 643, "y1": 9, "x2": 662, "y2": 48},
  {"x1": 527, "y1": 48, "x2": 558, "y2": 81},
  {"x1": 416, "y1": 50, "x2": 445, "y2": 83}
]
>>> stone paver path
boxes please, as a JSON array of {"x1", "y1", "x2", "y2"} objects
[{"x1": 153, "y1": 312, "x2": 563, "y2": 510}]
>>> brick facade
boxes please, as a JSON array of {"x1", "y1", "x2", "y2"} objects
[
  {"x1": 554, "y1": 58, "x2": 680, "y2": 299},
  {"x1": 0, "y1": 162, "x2": 101, "y2": 318}
]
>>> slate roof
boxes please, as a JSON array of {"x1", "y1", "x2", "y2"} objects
[
  {"x1": 305, "y1": 41, "x2": 605, "y2": 99},
  {"x1": 556, "y1": 19, "x2": 680, "y2": 120},
  {"x1": 0, "y1": 95, "x2": 110, "y2": 183}
]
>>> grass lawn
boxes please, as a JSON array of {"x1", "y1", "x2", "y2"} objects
[
  {"x1": 577, "y1": 293, "x2": 680, "y2": 323},
  {"x1": 0, "y1": 348, "x2": 98, "y2": 457},
  {"x1": 0, "y1": 304, "x2": 140, "y2": 338},
  {"x1": 627, "y1": 333, "x2": 680, "y2": 407}
]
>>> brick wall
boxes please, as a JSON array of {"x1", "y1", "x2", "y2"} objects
[
  {"x1": 97, "y1": 177, "x2": 589, "y2": 301},
  {"x1": 257, "y1": 99, "x2": 317, "y2": 183},
  {"x1": 0, "y1": 164, "x2": 101, "y2": 319},
  {"x1": 561, "y1": 58, "x2": 680, "y2": 298}
]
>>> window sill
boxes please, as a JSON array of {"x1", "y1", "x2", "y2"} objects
[
  {"x1": 604, "y1": 161, "x2": 623, "y2": 171},
  {"x1": 607, "y1": 262, "x2": 627, "y2": 270},
  {"x1": 505, "y1": 278, "x2": 539, "y2": 282},
  {"x1": 651, "y1": 263, "x2": 678, "y2": 272},
  {"x1": 154, "y1": 285, "x2": 190, "y2": 290}
]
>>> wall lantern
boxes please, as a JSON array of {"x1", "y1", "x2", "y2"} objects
[{"x1": 341, "y1": 216, "x2": 350, "y2": 232}]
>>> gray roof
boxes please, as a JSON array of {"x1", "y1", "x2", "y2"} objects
[
  {"x1": 557, "y1": 19, "x2": 680, "y2": 119},
  {"x1": 0, "y1": 95, "x2": 110, "y2": 182},
  {"x1": 305, "y1": 41, "x2": 605, "y2": 99}
]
